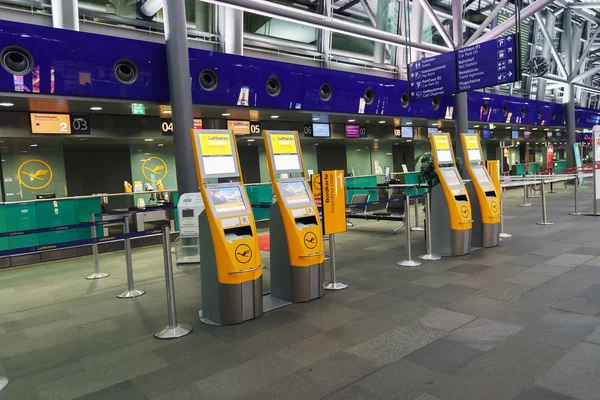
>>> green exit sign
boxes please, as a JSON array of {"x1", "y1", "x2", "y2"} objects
[{"x1": 131, "y1": 103, "x2": 145, "y2": 115}]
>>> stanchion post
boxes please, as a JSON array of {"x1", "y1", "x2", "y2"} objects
[
  {"x1": 0, "y1": 375, "x2": 7, "y2": 392},
  {"x1": 323, "y1": 233, "x2": 347, "y2": 290},
  {"x1": 499, "y1": 187, "x2": 512, "y2": 238},
  {"x1": 397, "y1": 194, "x2": 421, "y2": 267},
  {"x1": 117, "y1": 215, "x2": 146, "y2": 298},
  {"x1": 155, "y1": 226, "x2": 193, "y2": 339},
  {"x1": 86, "y1": 213, "x2": 110, "y2": 280},
  {"x1": 418, "y1": 191, "x2": 441, "y2": 260},
  {"x1": 520, "y1": 182, "x2": 533, "y2": 207},
  {"x1": 411, "y1": 185, "x2": 424, "y2": 232},
  {"x1": 570, "y1": 176, "x2": 583, "y2": 216},
  {"x1": 537, "y1": 179, "x2": 554, "y2": 226}
]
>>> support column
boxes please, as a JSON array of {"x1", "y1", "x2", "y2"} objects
[
  {"x1": 164, "y1": 0, "x2": 199, "y2": 194},
  {"x1": 536, "y1": 11, "x2": 555, "y2": 100},
  {"x1": 564, "y1": 9, "x2": 576, "y2": 168},
  {"x1": 51, "y1": 0, "x2": 79, "y2": 30},
  {"x1": 318, "y1": 0, "x2": 332, "y2": 68},
  {"x1": 452, "y1": 0, "x2": 468, "y2": 176},
  {"x1": 410, "y1": 0, "x2": 424, "y2": 62},
  {"x1": 395, "y1": 1, "x2": 406, "y2": 79},
  {"x1": 218, "y1": 7, "x2": 243, "y2": 55}
]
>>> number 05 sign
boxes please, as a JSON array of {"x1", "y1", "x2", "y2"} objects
[{"x1": 322, "y1": 170, "x2": 347, "y2": 234}]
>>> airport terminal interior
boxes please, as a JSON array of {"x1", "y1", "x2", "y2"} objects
[{"x1": 2, "y1": 0, "x2": 600, "y2": 399}]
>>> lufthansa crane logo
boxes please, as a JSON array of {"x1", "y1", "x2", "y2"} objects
[
  {"x1": 17, "y1": 159, "x2": 53, "y2": 190},
  {"x1": 313, "y1": 175, "x2": 321, "y2": 190},
  {"x1": 460, "y1": 205, "x2": 469, "y2": 218},
  {"x1": 303, "y1": 232, "x2": 318, "y2": 249},
  {"x1": 235, "y1": 244, "x2": 252, "y2": 264},
  {"x1": 142, "y1": 156, "x2": 168, "y2": 183},
  {"x1": 490, "y1": 200, "x2": 498, "y2": 212}
]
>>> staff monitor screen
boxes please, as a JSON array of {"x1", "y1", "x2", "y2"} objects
[
  {"x1": 207, "y1": 185, "x2": 248, "y2": 215},
  {"x1": 471, "y1": 165, "x2": 492, "y2": 185},
  {"x1": 441, "y1": 168, "x2": 463, "y2": 189},
  {"x1": 279, "y1": 178, "x2": 312, "y2": 207}
]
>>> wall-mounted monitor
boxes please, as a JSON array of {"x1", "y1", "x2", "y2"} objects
[
  {"x1": 312, "y1": 123, "x2": 330, "y2": 137},
  {"x1": 555, "y1": 131, "x2": 562, "y2": 138},
  {"x1": 345, "y1": 125, "x2": 360, "y2": 138},
  {"x1": 468, "y1": 129, "x2": 475, "y2": 134},
  {"x1": 511, "y1": 131, "x2": 519, "y2": 140},
  {"x1": 482, "y1": 129, "x2": 491, "y2": 139},
  {"x1": 524, "y1": 131, "x2": 531, "y2": 139},
  {"x1": 401, "y1": 127, "x2": 413, "y2": 138},
  {"x1": 546, "y1": 131, "x2": 552, "y2": 139}
]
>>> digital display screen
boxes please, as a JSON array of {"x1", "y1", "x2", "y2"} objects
[
  {"x1": 437, "y1": 150, "x2": 453, "y2": 164},
  {"x1": 524, "y1": 131, "x2": 531, "y2": 139},
  {"x1": 586, "y1": 115, "x2": 600, "y2": 124},
  {"x1": 467, "y1": 149, "x2": 482, "y2": 162},
  {"x1": 279, "y1": 179, "x2": 311, "y2": 206},
  {"x1": 511, "y1": 131, "x2": 519, "y2": 140},
  {"x1": 472, "y1": 166, "x2": 491, "y2": 185},
  {"x1": 313, "y1": 123, "x2": 330, "y2": 137},
  {"x1": 468, "y1": 129, "x2": 475, "y2": 134},
  {"x1": 556, "y1": 131, "x2": 562, "y2": 138},
  {"x1": 547, "y1": 131, "x2": 552, "y2": 139},
  {"x1": 401, "y1": 127, "x2": 413, "y2": 138},
  {"x1": 30, "y1": 113, "x2": 71, "y2": 134},
  {"x1": 270, "y1": 133, "x2": 301, "y2": 172},
  {"x1": 482, "y1": 130, "x2": 491, "y2": 139},
  {"x1": 345, "y1": 125, "x2": 360, "y2": 138},
  {"x1": 208, "y1": 186, "x2": 247, "y2": 213},
  {"x1": 441, "y1": 168, "x2": 462, "y2": 188},
  {"x1": 198, "y1": 133, "x2": 237, "y2": 176}
]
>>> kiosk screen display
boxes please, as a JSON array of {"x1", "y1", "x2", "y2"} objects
[
  {"x1": 437, "y1": 150, "x2": 453, "y2": 164},
  {"x1": 279, "y1": 179, "x2": 311, "y2": 206},
  {"x1": 270, "y1": 133, "x2": 301, "y2": 172},
  {"x1": 472, "y1": 166, "x2": 491, "y2": 185},
  {"x1": 208, "y1": 186, "x2": 247, "y2": 213},
  {"x1": 441, "y1": 168, "x2": 462, "y2": 188},
  {"x1": 198, "y1": 133, "x2": 237, "y2": 176}
]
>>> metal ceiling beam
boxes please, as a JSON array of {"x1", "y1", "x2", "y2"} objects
[
  {"x1": 200, "y1": 0, "x2": 451, "y2": 54},
  {"x1": 337, "y1": 0, "x2": 360, "y2": 13},
  {"x1": 571, "y1": 27, "x2": 600, "y2": 79},
  {"x1": 473, "y1": 0, "x2": 557, "y2": 45},
  {"x1": 554, "y1": 0, "x2": 600, "y2": 25},
  {"x1": 533, "y1": 13, "x2": 569, "y2": 78},
  {"x1": 572, "y1": 64, "x2": 600, "y2": 83},
  {"x1": 568, "y1": 2, "x2": 600, "y2": 8},
  {"x1": 464, "y1": 0, "x2": 508, "y2": 46},
  {"x1": 358, "y1": 0, "x2": 377, "y2": 26},
  {"x1": 415, "y1": 0, "x2": 455, "y2": 48}
]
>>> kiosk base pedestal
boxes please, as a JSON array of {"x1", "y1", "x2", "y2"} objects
[
  {"x1": 466, "y1": 182, "x2": 499, "y2": 248},
  {"x1": 430, "y1": 186, "x2": 471, "y2": 257}
]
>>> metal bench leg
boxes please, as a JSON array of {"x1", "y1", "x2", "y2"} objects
[{"x1": 393, "y1": 222, "x2": 405, "y2": 234}]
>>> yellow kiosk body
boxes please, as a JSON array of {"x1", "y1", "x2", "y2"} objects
[
  {"x1": 190, "y1": 130, "x2": 263, "y2": 325},
  {"x1": 461, "y1": 133, "x2": 500, "y2": 247},
  {"x1": 263, "y1": 130, "x2": 325, "y2": 303},
  {"x1": 429, "y1": 132, "x2": 472, "y2": 256}
]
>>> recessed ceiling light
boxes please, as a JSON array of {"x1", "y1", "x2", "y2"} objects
[
  {"x1": 532, "y1": 128, "x2": 538, "y2": 130},
  {"x1": 0, "y1": 102, "x2": 14, "y2": 107},
  {"x1": 313, "y1": 117, "x2": 320, "y2": 121},
  {"x1": 379, "y1": 121, "x2": 385, "y2": 124},
  {"x1": 30, "y1": 144, "x2": 37, "y2": 147},
  {"x1": 158, "y1": 143, "x2": 164, "y2": 147},
  {"x1": 145, "y1": 153, "x2": 151, "y2": 155},
  {"x1": 162, "y1": 110, "x2": 172, "y2": 114},
  {"x1": 506, "y1": 126, "x2": 511, "y2": 129},
  {"x1": 20, "y1": 150, "x2": 27, "y2": 153},
  {"x1": 90, "y1": 106, "x2": 102, "y2": 111},
  {"x1": 222, "y1": 113, "x2": 230, "y2": 117},
  {"x1": 348, "y1": 119, "x2": 356, "y2": 123},
  {"x1": 406, "y1": 121, "x2": 412, "y2": 125},
  {"x1": 271, "y1": 115, "x2": 279, "y2": 119},
  {"x1": 144, "y1": 138, "x2": 154, "y2": 142},
  {"x1": 431, "y1": 123, "x2": 437, "y2": 126},
  {"x1": 483, "y1": 97, "x2": 491, "y2": 100},
  {"x1": 407, "y1": 139, "x2": 412, "y2": 142},
  {"x1": 247, "y1": 139, "x2": 255, "y2": 142},
  {"x1": 474, "y1": 125, "x2": 480, "y2": 128}
]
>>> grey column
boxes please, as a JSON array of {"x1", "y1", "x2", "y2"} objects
[
  {"x1": 410, "y1": 0, "x2": 424, "y2": 62},
  {"x1": 164, "y1": 0, "x2": 199, "y2": 194},
  {"x1": 51, "y1": 0, "x2": 79, "y2": 30},
  {"x1": 452, "y1": 0, "x2": 468, "y2": 175},
  {"x1": 536, "y1": 11, "x2": 555, "y2": 100},
  {"x1": 318, "y1": 0, "x2": 332, "y2": 68},
  {"x1": 218, "y1": 6, "x2": 243, "y2": 55},
  {"x1": 564, "y1": 9, "x2": 576, "y2": 168}
]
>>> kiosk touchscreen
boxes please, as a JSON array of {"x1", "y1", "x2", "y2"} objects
[
  {"x1": 263, "y1": 130, "x2": 325, "y2": 303},
  {"x1": 190, "y1": 129, "x2": 263, "y2": 325},
  {"x1": 460, "y1": 133, "x2": 500, "y2": 248},
  {"x1": 429, "y1": 132, "x2": 472, "y2": 256}
]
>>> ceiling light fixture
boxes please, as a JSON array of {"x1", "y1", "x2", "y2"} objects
[
  {"x1": 158, "y1": 143, "x2": 164, "y2": 147},
  {"x1": 30, "y1": 144, "x2": 37, "y2": 147},
  {"x1": 348, "y1": 119, "x2": 356, "y2": 123},
  {"x1": 90, "y1": 106, "x2": 102, "y2": 111},
  {"x1": 406, "y1": 121, "x2": 412, "y2": 125},
  {"x1": 247, "y1": 139, "x2": 255, "y2": 142},
  {"x1": 222, "y1": 113, "x2": 231, "y2": 117},
  {"x1": 0, "y1": 102, "x2": 14, "y2": 107},
  {"x1": 144, "y1": 138, "x2": 154, "y2": 142},
  {"x1": 313, "y1": 117, "x2": 320, "y2": 121},
  {"x1": 271, "y1": 115, "x2": 279, "y2": 119},
  {"x1": 379, "y1": 120, "x2": 385, "y2": 124}
]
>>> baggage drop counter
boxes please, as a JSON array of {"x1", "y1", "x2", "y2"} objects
[
  {"x1": 190, "y1": 130, "x2": 263, "y2": 325},
  {"x1": 263, "y1": 130, "x2": 325, "y2": 303},
  {"x1": 429, "y1": 132, "x2": 472, "y2": 256},
  {"x1": 461, "y1": 133, "x2": 500, "y2": 248}
]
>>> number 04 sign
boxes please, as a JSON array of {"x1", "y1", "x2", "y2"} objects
[{"x1": 322, "y1": 170, "x2": 347, "y2": 234}]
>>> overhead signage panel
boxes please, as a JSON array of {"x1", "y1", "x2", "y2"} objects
[
  {"x1": 457, "y1": 34, "x2": 518, "y2": 92},
  {"x1": 30, "y1": 113, "x2": 72, "y2": 134},
  {"x1": 408, "y1": 51, "x2": 457, "y2": 102}
]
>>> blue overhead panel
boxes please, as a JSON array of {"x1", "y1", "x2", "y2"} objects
[
  {"x1": 457, "y1": 34, "x2": 519, "y2": 92},
  {"x1": 408, "y1": 51, "x2": 457, "y2": 102}
]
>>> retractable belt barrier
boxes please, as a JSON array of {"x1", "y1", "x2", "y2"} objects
[
  {"x1": 95, "y1": 206, "x2": 177, "y2": 217},
  {"x1": 0, "y1": 219, "x2": 119, "y2": 239}
]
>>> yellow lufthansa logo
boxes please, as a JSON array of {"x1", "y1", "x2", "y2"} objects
[
  {"x1": 17, "y1": 159, "x2": 53, "y2": 190},
  {"x1": 142, "y1": 156, "x2": 168, "y2": 183}
]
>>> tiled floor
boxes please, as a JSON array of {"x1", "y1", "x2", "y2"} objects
[{"x1": 1, "y1": 182, "x2": 600, "y2": 399}]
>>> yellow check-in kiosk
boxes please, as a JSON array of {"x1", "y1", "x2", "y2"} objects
[
  {"x1": 461, "y1": 133, "x2": 500, "y2": 248},
  {"x1": 263, "y1": 130, "x2": 325, "y2": 302},
  {"x1": 429, "y1": 131, "x2": 472, "y2": 256},
  {"x1": 190, "y1": 129, "x2": 263, "y2": 325}
]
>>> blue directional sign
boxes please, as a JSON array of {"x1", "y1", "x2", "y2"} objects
[
  {"x1": 456, "y1": 34, "x2": 519, "y2": 92},
  {"x1": 408, "y1": 51, "x2": 457, "y2": 102}
]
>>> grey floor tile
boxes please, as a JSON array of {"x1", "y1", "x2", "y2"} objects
[
  {"x1": 537, "y1": 341, "x2": 600, "y2": 400},
  {"x1": 74, "y1": 381, "x2": 147, "y2": 400},
  {"x1": 382, "y1": 283, "x2": 431, "y2": 300},
  {"x1": 145, "y1": 384, "x2": 206, "y2": 400},
  {"x1": 477, "y1": 336, "x2": 567, "y2": 378},
  {"x1": 414, "y1": 394, "x2": 445, "y2": 400},
  {"x1": 445, "y1": 294, "x2": 506, "y2": 317},
  {"x1": 295, "y1": 352, "x2": 379, "y2": 393},
  {"x1": 503, "y1": 272, "x2": 555, "y2": 288},
  {"x1": 572, "y1": 247, "x2": 600, "y2": 256},
  {"x1": 239, "y1": 373, "x2": 330, "y2": 400},
  {"x1": 347, "y1": 293, "x2": 401, "y2": 313},
  {"x1": 583, "y1": 326, "x2": 600, "y2": 344},
  {"x1": 549, "y1": 298, "x2": 600, "y2": 316},
  {"x1": 545, "y1": 253, "x2": 595, "y2": 267},
  {"x1": 522, "y1": 310, "x2": 600, "y2": 349},
  {"x1": 478, "y1": 282, "x2": 532, "y2": 301},
  {"x1": 575, "y1": 284, "x2": 600, "y2": 305},
  {"x1": 411, "y1": 272, "x2": 469, "y2": 289},
  {"x1": 448, "y1": 263, "x2": 491, "y2": 275},
  {"x1": 412, "y1": 285, "x2": 477, "y2": 307},
  {"x1": 418, "y1": 308, "x2": 476, "y2": 332},
  {"x1": 345, "y1": 321, "x2": 445, "y2": 366},
  {"x1": 404, "y1": 338, "x2": 484, "y2": 375},
  {"x1": 208, "y1": 309, "x2": 302, "y2": 344},
  {"x1": 504, "y1": 254, "x2": 554, "y2": 268},
  {"x1": 275, "y1": 334, "x2": 348, "y2": 368},
  {"x1": 451, "y1": 361, "x2": 533, "y2": 400},
  {"x1": 526, "y1": 264, "x2": 573, "y2": 277},
  {"x1": 513, "y1": 386, "x2": 578, "y2": 400},
  {"x1": 322, "y1": 384, "x2": 384, "y2": 400},
  {"x1": 445, "y1": 318, "x2": 523, "y2": 351}
]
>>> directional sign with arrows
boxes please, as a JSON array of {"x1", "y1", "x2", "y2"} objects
[
  {"x1": 456, "y1": 34, "x2": 520, "y2": 93},
  {"x1": 408, "y1": 51, "x2": 457, "y2": 102}
]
